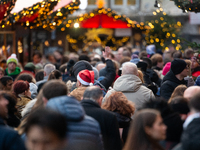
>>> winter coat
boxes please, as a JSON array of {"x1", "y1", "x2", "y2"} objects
[
  {"x1": 0, "y1": 118, "x2": 26, "y2": 150},
  {"x1": 5, "y1": 67, "x2": 21, "y2": 81},
  {"x1": 181, "y1": 118, "x2": 200, "y2": 150},
  {"x1": 46, "y1": 96, "x2": 104, "y2": 150},
  {"x1": 36, "y1": 76, "x2": 48, "y2": 92},
  {"x1": 70, "y1": 86, "x2": 87, "y2": 101},
  {"x1": 112, "y1": 111, "x2": 131, "y2": 143},
  {"x1": 103, "y1": 74, "x2": 155, "y2": 110},
  {"x1": 160, "y1": 71, "x2": 187, "y2": 100},
  {"x1": 16, "y1": 95, "x2": 32, "y2": 119},
  {"x1": 81, "y1": 99, "x2": 122, "y2": 150}
]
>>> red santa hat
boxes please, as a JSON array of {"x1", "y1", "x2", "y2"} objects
[{"x1": 77, "y1": 69, "x2": 95, "y2": 86}]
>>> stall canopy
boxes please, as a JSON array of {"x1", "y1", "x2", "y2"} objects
[
  {"x1": 58, "y1": 7, "x2": 149, "y2": 31},
  {"x1": 1, "y1": 0, "x2": 80, "y2": 29},
  {"x1": 0, "y1": 0, "x2": 16, "y2": 25}
]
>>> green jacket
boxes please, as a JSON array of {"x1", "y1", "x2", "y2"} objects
[{"x1": 5, "y1": 67, "x2": 21, "y2": 80}]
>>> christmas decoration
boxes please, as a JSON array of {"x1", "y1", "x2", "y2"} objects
[
  {"x1": 145, "y1": 8, "x2": 182, "y2": 51},
  {"x1": 171, "y1": 0, "x2": 200, "y2": 13},
  {"x1": 1, "y1": 0, "x2": 80, "y2": 30},
  {"x1": 58, "y1": 7, "x2": 148, "y2": 31},
  {"x1": 0, "y1": 0, "x2": 16, "y2": 25}
]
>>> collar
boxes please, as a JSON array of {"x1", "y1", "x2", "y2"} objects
[
  {"x1": 81, "y1": 99, "x2": 100, "y2": 108},
  {"x1": 183, "y1": 112, "x2": 200, "y2": 129}
]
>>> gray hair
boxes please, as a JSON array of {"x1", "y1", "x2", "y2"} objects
[
  {"x1": 122, "y1": 62, "x2": 138, "y2": 75},
  {"x1": 44, "y1": 64, "x2": 56, "y2": 76},
  {"x1": 83, "y1": 86, "x2": 103, "y2": 102}
]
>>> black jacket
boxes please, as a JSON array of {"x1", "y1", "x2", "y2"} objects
[
  {"x1": 181, "y1": 118, "x2": 200, "y2": 150},
  {"x1": 160, "y1": 71, "x2": 187, "y2": 100},
  {"x1": 0, "y1": 118, "x2": 26, "y2": 150},
  {"x1": 81, "y1": 99, "x2": 122, "y2": 150}
]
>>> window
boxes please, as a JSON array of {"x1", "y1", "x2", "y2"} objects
[
  {"x1": 88, "y1": 0, "x2": 96, "y2": 5},
  {"x1": 115, "y1": 0, "x2": 123, "y2": 5},
  {"x1": 127, "y1": 0, "x2": 136, "y2": 5},
  {"x1": 111, "y1": 0, "x2": 139, "y2": 9}
]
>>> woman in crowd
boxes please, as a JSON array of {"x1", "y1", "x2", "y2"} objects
[
  {"x1": 13, "y1": 80, "x2": 32, "y2": 119},
  {"x1": 124, "y1": 109, "x2": 167, "y2": 150},
  {"x1": 168, "y1": 85, "x2": 187, "y2": 103},
  {"x1": 48, "y1": 69, "x2": 62, "y2": 80},
  {"x1": 102, "y1": 92, "x2": 135, "y2": 143}
]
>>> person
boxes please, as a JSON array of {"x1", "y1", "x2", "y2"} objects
[
  {"x1": 13, "y1": 80, "x2": 32, "y2": 119},
  {"x1": 183, "y1": 48, "x2": 194, "y2": 59},
  {"x1": 141, "y1": 98, "x2": 183, "y2": 149},
  {"x1": 20, "y1": 62, "x2": 36, "y2": 77},
  {"x1": 43, "y1": 80, "x2": 104, "y2": 150},
  {"x1": 191, "y1": 53, "x2": 200, "y2": 78},
  {"x1": 81, "y1": 86, "x2": 122, "y2": 150},
  {"x1": 169, "y1": 96, "x2": 189, "y2": 121},
  {"x1": 70, "y1": 69, "x2": 94, "y2": 101},
  {"x1": 0, "y1": 76, "x2": 13, "y2": 91},
  {"x1": 160, "y1": 59, "x2": 188, "y2": 100},
  {"x1": 5, "y1": 54, "x2": 21, "y2": 80},
  {"x1": 48, "y1": 69, "x2": 62, "y2": 80},
  {"x1": 3, "y1": 92, "x2": 20, "y2": 128},
  {"x1": 32, "y1": 51, "x2": 42, "y2": 65},
  {"x1": 0, "y1": 91, "x2": 26, "y2": 150},
  {"x1": 116, "y1": 47, "x2": 125, "y2": 62},
  {"x1": 102, "y1": 91, "x2": 135, "y2": 143},
  {"x1": 123, "y1": 109, "x2": 167, "y2": 150},
  {"x1": 24, "y1": 108, "x2": 67, "y2": 150},
  {"x1": 36, "y1": 64, "x2": 56, "y2": 92},
  {"x1": 104, "y1": 62, "x2": 154, "y2": 110},
  {"x1": 0, "y1": 59, "x2": 7, "y2": 70},
  {"x1": 183, "y1": 86, "x2": 200, "y2": 101},
  {"x1": 0, "y1": 67, "x2": 4, "y2": 79},
  {"x1": 168, "y1": 85, "x2": 187, "y2": 103},
  {"x1": 175, "y1": 93, "x2": 200, "y2": 150},
  {"x1": 151, "y1": 53, "x2": 164, "y2": 78},
  {"x1": 35, "y1": 69, "x2": 44, "y2": 82}
]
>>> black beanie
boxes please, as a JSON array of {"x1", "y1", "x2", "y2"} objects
[
  {"x1": 171, "y1": 58, "x2": 187, "y2": 75},
  {"x1": 72, "y1": 60, "x2": 92, "y2": 77}
]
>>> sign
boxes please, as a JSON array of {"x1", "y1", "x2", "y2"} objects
[{"x1": 115, "y1": 28, "x2": 132, "y2": 37}]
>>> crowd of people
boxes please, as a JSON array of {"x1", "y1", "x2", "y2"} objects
[{"x1": 0, "y1": 45, "x2": 200, "y2": 150}]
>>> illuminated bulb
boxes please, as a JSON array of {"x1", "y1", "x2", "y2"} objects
[{"x1": 74, "y1": 23, "x2": 79, "y2": 28}]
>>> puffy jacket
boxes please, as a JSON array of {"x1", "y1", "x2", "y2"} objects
[
  {"x1": 0, "y1": 118, "x2": 26, "y2": 150},
  {"x1": 160, "y1": 71, "x2": 187, "y2": 100},
  {"x1": 103, "y1": 74, "x2": 155, "y2": 110},
  {"x1": 46, "y1": 96, "x2": 104, "y2": 150}
]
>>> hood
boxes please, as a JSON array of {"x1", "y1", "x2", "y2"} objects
[
  {"x1": 46, "y1": 95, "x2": 85, "y2": 122},
  {"x1": 113, "y1": 74, "x2": 142, "y2": 92},
  {"x1": 162, "y1": 70, "x2": 185, "y2": 84}
]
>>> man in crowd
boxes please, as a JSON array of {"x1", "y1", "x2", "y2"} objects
[
  {"x1": 183, "y1": 86, "x2": 200, "y2": 101},
  {"x1": 161, "y1": 59, "x2": 188, "y2": 100},
  {"x1": 70, "y1": 69, "x2": 95, "y2": 101},
  {"x1": 0, "y1": 91, "x2": 26, "y2": 150},
  {"x1": 81, "y1": 86, "x2": 122, "y2": 150},
  {"x1": 175, "y1": 93, "x2": 200, "y2": 150},
  {"x1": 104, "y1": 62, "x2": 154, "y2": 110},
  {"x1": 5, "y1": 54, "x2": 21, "y2": 80},
  {"x1": 36, "y1": 63, "x2": 55, "y2": 92},
  {"x1": 24, "y1": 108, "x2": 67, "y2": 150},
  {"x1": 42, "y1": 80, "x2": 104, "y2": 150}
]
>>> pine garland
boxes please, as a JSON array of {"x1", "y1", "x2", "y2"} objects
[{"x1": 171, "y1": 0, "x2": 200, "y2": 13}]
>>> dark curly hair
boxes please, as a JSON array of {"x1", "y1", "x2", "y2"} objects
[{"x1": 102, "y1": 92, "x2": 135, "y2": 117}]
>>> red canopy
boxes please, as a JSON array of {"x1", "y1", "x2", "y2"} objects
[{"x1": 80, "y1": 14, "x2": 130, "y2": 28}]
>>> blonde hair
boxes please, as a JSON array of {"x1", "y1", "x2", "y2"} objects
[{"x1": 138, "y1": 70, "x2": 144, "y2": 83}]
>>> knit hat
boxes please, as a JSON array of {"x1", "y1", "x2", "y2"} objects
[
  {"x1": 7, "y1": 54, "x2": 18, "y2": 65},
  {"x1": 24, "y1": 62, "x2": 36, "y2": 73},
  {"x1": 77, "y1": 69, "x2": 94, "y2": 86},
  {"x1": 72, "y1": 60, "x2": 92, "y2": 77},
  {"x1": 171, "y1": 59, "x2": 187, "y2": 75},
  {"x1": 162, "y1": 62, "x2": 171, "y2": 76}
]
